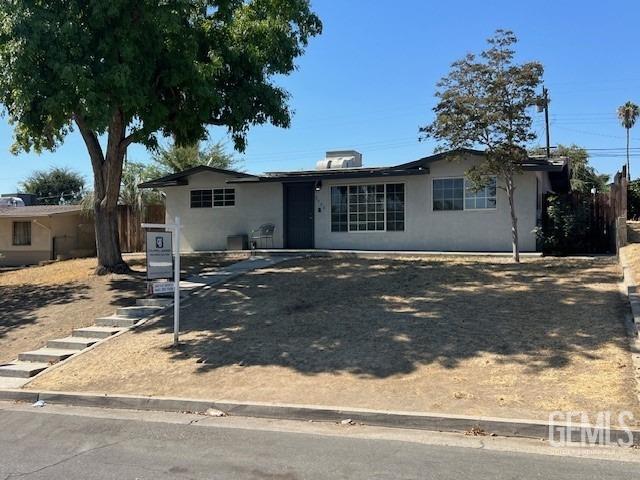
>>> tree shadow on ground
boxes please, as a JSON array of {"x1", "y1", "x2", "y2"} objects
[
  {"x1": 0, "y1": 283, "x2": 91, "y2": 340},
  {"x1": 138, "y1": 257, "x2": 630, "y2": 379},
  {"x1": 0, "y1": 271, "x2": 147, "y2": 342}
]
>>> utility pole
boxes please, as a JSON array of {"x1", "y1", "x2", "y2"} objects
[{"x1": 542, "y1": 86, "x2": 551, "y2": 157}]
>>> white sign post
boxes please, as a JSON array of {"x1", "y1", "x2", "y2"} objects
[{"x1": 142, "y1": 216, "x2": 182, "y2": 347}]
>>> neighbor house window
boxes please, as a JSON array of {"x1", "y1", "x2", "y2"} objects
[
  {"x1": 330, "y1": 183, "x2": 405, "y2": 232},
  {"x1": 190, "y1": 190, "x2": 212, "y2": 208},
  {"x1": 213, "y1": 188, "x2": 235, "y2": 207},
  {"x1": 433, "y1": 177, "x2": 497, "y2": 211},
  {"x1": 12, "y1": 221, "x2": 31, "y2": 246}
]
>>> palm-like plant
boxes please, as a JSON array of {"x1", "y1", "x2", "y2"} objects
[{"x1": 618, "y1": 101, "x2": 640, "y2": 179}]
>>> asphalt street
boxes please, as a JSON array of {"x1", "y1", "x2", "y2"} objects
[{"x1": 0, "y1": 403, "x2": 639, "y2": 479}]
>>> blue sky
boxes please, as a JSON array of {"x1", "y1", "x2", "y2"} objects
[{"x1": 1, "y1": 0, "x2": 638, "y2": 193}]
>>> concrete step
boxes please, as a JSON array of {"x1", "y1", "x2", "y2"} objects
[
  {"x1": 47, "y1": 336, "x2": 101, "y2": 351},
  {"x1": 18, "y1": 348, "x2": 77, "y2": 364},
  {"x1": 116, "y1": 306, "x2": 163, "y2": 318},
  {"x1": 0, "y1": 362, "x2": 50, "y2": 378},
  {"x1": 136, "y1": 298, "x2": 173, "y2": 308},
  {"x1": 95, "y1": 316, "x2": 139, "y2": 328},
  {"x1": 73, "y1": 326, "x2": 121, "y2": 339}
]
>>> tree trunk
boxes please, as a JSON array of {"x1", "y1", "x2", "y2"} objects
[
  {"x1": 627, "y1": 128, "x2": 631, "y2": 181},
  {"x1": 506, "y1": 174, "x2": 520, "y2": 263},
  {"x1": 75, "y1": 111, "x2": 129, "y2": 275}
]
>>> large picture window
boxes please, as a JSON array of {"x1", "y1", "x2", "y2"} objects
[
  {"x1": 190, "y1": 190, "x2": 212, "y2": 208},
  {"x1": 433, "y1": 177, "x2": 497, "y2": 211},
  {"x1": 213, "y1": 188, "x2": 235, "y2": 207},
  {"x1": 12, "y1": 221, "x2": 31, "y2": 246},
  {"x1": 330, "y1": 183, "x2": 405, "y2": 232}
]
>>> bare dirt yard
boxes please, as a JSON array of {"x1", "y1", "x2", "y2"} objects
[
  {"x1": 28, "y1": 255, "x2": 640, "y2": 423},
  {"x1": 0, "y1": 254, "x2": 239, "y2": 365}
]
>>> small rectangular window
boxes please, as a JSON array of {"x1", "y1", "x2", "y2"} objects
[
  {"x1": 12, "y1": 221, "x2": 31, "y2": 246},
  {"x1": 190, "y1": 190, "x2": 212, "y2": 208},
  {"x1": 213, "y1": 188, "x2": 235, "y2": 207}
]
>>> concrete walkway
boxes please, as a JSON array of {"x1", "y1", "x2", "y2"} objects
[{"x1": 175, "y1": 255, "x2": 295, "y2": 293}]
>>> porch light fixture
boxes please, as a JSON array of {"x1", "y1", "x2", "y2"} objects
[{"x1": 315, "y1": 180, "x2": 322, "y2": 191}]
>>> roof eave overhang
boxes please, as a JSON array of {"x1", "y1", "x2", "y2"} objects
[
  {"x1": 138, "y1": 179, "x2": 189, "y2": 189},
  {"x1": 227, "y1": 168, "x2": 429, "y2": 184}
]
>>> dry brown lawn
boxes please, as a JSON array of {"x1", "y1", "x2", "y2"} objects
[
  {"x1": 28, "y1": 255, "x2": 640, "y2": 423},
  {"x1": 0, "y1": 254, "x2": 238, "y2": 364}
]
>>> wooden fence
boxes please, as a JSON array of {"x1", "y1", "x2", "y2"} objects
[
  {"x1": 541, "y1": 166, "x2": 628, "y2": 254},
  {"x1": 117, "y1": 204, "x2": 165, "y2": 253}
]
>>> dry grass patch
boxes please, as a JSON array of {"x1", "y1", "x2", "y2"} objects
[
  {"x1": 0, "y1": 254, "x2": 238, "y2": 364},
  {"x1": 29, "y1": 255, "x2": 639, "y2": 422}
]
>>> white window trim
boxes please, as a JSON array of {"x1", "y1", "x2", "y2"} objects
[
  {"x1": 431, "y1": 176, "x2": 497, "y2": 212},
  {"x1": 330, "y1": 182, "x2": 406, "y2": 233}
]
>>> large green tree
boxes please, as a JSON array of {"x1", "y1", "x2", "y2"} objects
[
  {"x1": 20, "y1": 167, "x2": 86, "y2": 205},
  {"x1": 420, "y1": 30, "x2": 543, "y2": 262},
  {"x1": 0, "y1": 0, "x2": 321, "y2": 274}
]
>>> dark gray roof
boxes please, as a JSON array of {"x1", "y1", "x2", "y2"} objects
[
  {"x1": 138, "y1": 166, "x2": 256, "y2": 189},
  {"x1": 138, "y1": 148, "x2": 568, "y2": 188},
  {"x1": 0, "y1": 205, "x2": 83, "y2": 217}
]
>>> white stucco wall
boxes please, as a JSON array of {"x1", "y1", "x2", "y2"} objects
[
  {"x1": 162, "y1": 156, "x2": 550, "y2": 253},
  {"x1": 164, "y1": 171, "x2": 284, "y2": 251},
  {"x1": 315, "y1": 156, "x2": 540, "y2": 252}
]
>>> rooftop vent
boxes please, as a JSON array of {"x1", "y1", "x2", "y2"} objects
[
  {"x1": 0, "y1": 197, "x2": 25, "y2": 207},
  {"x1": 316, "y1": 150, "x2": 362, "y2": 170}
]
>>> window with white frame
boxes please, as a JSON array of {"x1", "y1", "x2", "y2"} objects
[
  {"x1": 330, "y1": 183, "x2": 405, "y2": 232},
  {"x1": 464, "y1": 177, "x2": 497, "y2": 209},
  {"x1": 213, "y1": 188, "x2": 235, "y2": 207},
  {"x1": 433, "y1": 177, "x2": 496, "y2": 211}
]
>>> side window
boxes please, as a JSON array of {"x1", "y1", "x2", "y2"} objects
[
  {"x1": 213, "y1": 188, "x2": 235, "y2": 207},
  {"x1": 433, "y1": 178, "x2": 464, "y2": 211},
  {"x1": 190, "y1": 190, "x2": 212, "y2": 208}
]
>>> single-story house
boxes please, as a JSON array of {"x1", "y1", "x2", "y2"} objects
[
  {"x1": 139, "y1": 148, "x2": 569, "y2": 253},
  {"x1": 0, "y1": 205, "x2": 96, "y2": 266}
]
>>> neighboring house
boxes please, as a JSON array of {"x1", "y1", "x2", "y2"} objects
[
  {"x1": 0, "y1": 205, "x2": 96, "y2": 266},
  {"x1": 139, "y1": 149, "x2": 569, "y2": 253}
]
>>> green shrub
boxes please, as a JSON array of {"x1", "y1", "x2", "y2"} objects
[
  {"x1": 537, "y1": 194, "x2": 594, "y2": 254},
  {"x1": 628, "y1": 180, "x2": 640, "y2": 220}
]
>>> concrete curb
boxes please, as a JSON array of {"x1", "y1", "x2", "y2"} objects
[{"x1": 1, "y1": 389, "x2": 639, "y2": 445}]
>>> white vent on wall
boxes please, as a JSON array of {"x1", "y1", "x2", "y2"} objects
[{"x1": 316, "y1": 150, "x2": 363, "y2": 170}]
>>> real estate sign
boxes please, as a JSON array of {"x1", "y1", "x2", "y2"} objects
[{"x1": 146, "y1": 231, "x2": 173, "y2": 279}]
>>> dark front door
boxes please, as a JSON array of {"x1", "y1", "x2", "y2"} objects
[{"x1": 284, "y1": 182, "x2": 314, "y2": 249}]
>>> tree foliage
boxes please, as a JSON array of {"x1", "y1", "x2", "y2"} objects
[
  {"x1": 20, "y1": 167, "x2": 85, "y2": 205},
  {"x1": 0, "y1": 0, "x2": 321, "y2": 273},
  {"x1": 530, "y1": 144, "x2": 610, "y2": 194},
  {"x1": 420, "y1": 30, "x2": 544, "y2": 261},
  {"x1": 618, "y1": 101, "x2": 639, "y2": 179},
  {"x1": 151, "y1": 141, "x2": 237, "y2": 175}
]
